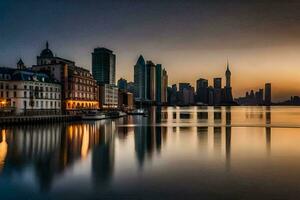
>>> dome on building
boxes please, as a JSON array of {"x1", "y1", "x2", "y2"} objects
[{"x1": 40, "y1": 41, "x2": 54, "y2": 57}]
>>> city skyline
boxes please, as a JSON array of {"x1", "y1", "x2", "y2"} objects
[{"x1": 2, "y1": 1, "x2": 300, "y2": 101}]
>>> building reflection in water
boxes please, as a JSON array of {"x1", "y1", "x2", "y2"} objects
[
  {"x1": 0, "y1": 129, "x2": 8, "y2": 173},
  {"x1": 92, "y1": 120, "x2": 115, "y2": 186},
  {"x1": 266, "y1": 106, "x2": 271, "y2": 155},
  {"x1": 0, "y1": 120, "x2": 116, "y2": 191},
  {"x1": 225, "y1": 106, "x2": 231, "y2": 171},
  {"x1": 134, "y1": 107, "x2": 167, "y2": 168}
]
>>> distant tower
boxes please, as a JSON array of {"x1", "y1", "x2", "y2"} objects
[
  {"x1": 17, "y1": 58, "x2": 26, "y2": 69},
  {"x1": 265, "y1": 83, "x2": 271, "y2": 106},
  {"x1": 134, "y1": 55, "x2": 147, "y2": 100},
  {"x1": 225, "y1": 59, "x2": 231, "y2": 88},
  {"x1": 224, "y1": 60, "x2": 233, "y2": 103}
]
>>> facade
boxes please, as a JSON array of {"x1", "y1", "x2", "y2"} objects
[
  {"x1": 0, "y1": 66, "x2": 61, "y2": 114},
  {"x1": 99, "y1": 84, "x2": 118, "y2": 109},
  {"x1": 265, "y1": 83, "x2": 271, "y2": 106},
  {"x1": 134, "y1": 55, "x2": 147, "y2": 100},
  {"x1": 32, "y1": 42, "x2": 99, "y2": 111},
  {"x1": 92, "y1": 48, "x2": 116, "y2": 85}
]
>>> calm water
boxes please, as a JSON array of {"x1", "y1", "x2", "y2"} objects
[{"x1": 1, "y1": 106, "x2": 300, "y2": 199}]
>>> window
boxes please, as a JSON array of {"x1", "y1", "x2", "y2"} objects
[
  {"x1": 13, "y1": 101, "x2": 15, "y2": 107},
  {"x1": 13, "y1": 85, "x2": 17, "y2": 90},
  {"x1": 24, "y1": 91, "x2": 27, "y2": 98},
  {"x1": 24, "y1": 85, "x2": 27, "y2": 89},
  {"x1": 14, "y1": 92, "x2": 17, "y2": 98},
  {"x1": 41, "y1": 101, "x2": 43, "y2": 108},
  {"x1": 6, "y1": 91, "x2": 9, "y2": 98},
  {"x1": 5, "y1": 84, "x2": 9, "y2": 89},
  {"x1": 23, "y1": 101, "x2": 27, "y2": 109}
]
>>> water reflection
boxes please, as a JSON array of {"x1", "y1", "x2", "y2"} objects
[{"x1": 1, "y1": 106, "x2": 300, "y2": 199}]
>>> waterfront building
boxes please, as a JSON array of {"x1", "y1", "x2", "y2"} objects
[
  {"x1": 117, "y1": 78, "x2": 127, "y2": 91},
  {"x1": 32, "y1": 42, "x2": 99, "y2": 112},
  {"x1": 134, "y1": 55, "x2": 147, "y2": 101},
  {"x1": 196, "y1": 78, "x2": 208, "y2": 104},
  {"x1": 207, "y1": 86, "x2": 214, "y2": 105},
  {"x1": 265, "y1": 83, "x2": 271, "y2": 106},
  {"x1": 178, "y1": 83, "x2": 194, "y2": 105},
  {"x1": 167, "y1": 84, "x2": 178, "y2": 105},
  {"x1": 156, "y1": 64, "x2": 162, "y2": 104},
  {"x1": 118, "y1": 91, "x2": 134, "y2": 110},
  {"x1": 127, "y1": 81, "x2": 136, "y2": 95},
  {"x1": 223, "y1": 61, "x2": 233, "y2": 103},
  {"x1": 92, "y1": 48, "x2": 116, "y2": 85},
  {"x1": 155, "y1": 65, "x2": 168, "y2": 104},
  {"x1": 146, "y1": 61, "x2": 156, "y2": 101},
  {"x1": 0, "y1": 64, "x2": 61, "y2": 114},
  {"x1": 99, "y1": 84, "x2": 118, "y2": 109},
  {"x1": 162, "y1": 69, "x2": 168, "y2": 103},
  {"x1": 213, "y1": 78, "x2": 222, "y2": 105},
  {"x1": 235, "y1": 87, "x2": 265, "y2": 105}
]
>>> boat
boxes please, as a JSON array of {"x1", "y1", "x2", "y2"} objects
[
  {"x1": 81, "y1": 111, "x2": 106, "y2": 120},
  {"x1": 127, "y1": 109, "x2": 147, "y2": 115}
]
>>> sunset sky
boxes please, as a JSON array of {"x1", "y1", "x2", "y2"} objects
[{"x1": 1, "y1": 0, "x2": 300, "y2": 101}]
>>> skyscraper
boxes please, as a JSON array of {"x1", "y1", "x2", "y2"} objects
[
  {"x1": 146, "y1": 61, "x2": 156, "y2": 101},
  {"x1": 213, "y1": 78, "x2": 222, "y2": 105},
  {"x1": 156, "y1": 64, "x2": 162, "y2": 103},
  {"x1": 196, "y1": 78, "x2": 208, "y2": 104},
  {"x1": 134, "y1": 55, "x2": 147, "y2": 100},
  {"x1": 224, "y1": 61, "x2": 233, "y2": 103},
  {"x1": 162, "y1": 69, "x2": 168, "y2": 103},
  {"x1": 265, "y1": 83, "x2": 271, "y2": 106},
  {"x1": 92, "y1": 48, "x2": 116, "y2": 85}
]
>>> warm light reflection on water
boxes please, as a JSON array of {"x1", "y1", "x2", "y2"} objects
[{"x1": 1, "y1": 106, "x2": 300, "y2": 199}]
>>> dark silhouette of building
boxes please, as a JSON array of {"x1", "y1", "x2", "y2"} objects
[
  {"x1": 223, "y1": 61, "x2": 233, "y2": 104},
  {"x1": 196, "y1": 78, "x2": 208, "y2": 104},
  {"x1": 134, "y1": 55, "x2": 147, "y2": 100},
  {"x1": 92, "y1": 47, "x2": 116, "y2": 85},
  {"x1": 265, "y1": 83, "x2": 271, "y2": 106},
  {"x1": 117, "y1": 78, "x2": 127, "y2": 91}
]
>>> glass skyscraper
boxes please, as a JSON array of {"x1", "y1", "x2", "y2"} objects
[{"x1": 92, "y1": 48, "x2": 116, "y2": 85}]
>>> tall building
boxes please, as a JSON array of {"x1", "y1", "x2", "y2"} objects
[
  {"x1": 213, "y1": 78, "x2": 222, "y2": 89},
  {"x1": 155, "y1": 64, "x2": 168, "y2": 104},
  {"x1": 162, "y1": 69, "x2": 168, "y2": 103},
  {"x1": 117, "y1": 78, "x2": 127, "y2": 91},
  {"x1": 134, "y1": 55, "x2": 147, "y2": 100},
  {"x1": 156, "y1": 64, "x2": 162, "y2": 103},
  {"x1": 265, "y1": 83, "x2": 271, "y2": 106},
  {"x1": 92, "y1": 48, "x2": 116, "y2": 85},
  {"x1": 146, "y1": 61, "x2": 156, "y2": 101},
  {"x1": 33, "y1": 42, "x2": 99, "y2": 111},
  {"x1": 224, "y1": 61, "x2": 233, "y2": 103},
  {"x1": 196, "y1": 78, "x2": 208, "y2": 104},
  {"x1": 213, "y1": 78, "x2": 222, "y2": 105}
]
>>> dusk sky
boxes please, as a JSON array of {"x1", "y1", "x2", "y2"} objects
[{"x1": 1, "y1": 0, "x2": 300, "y2": 101}]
